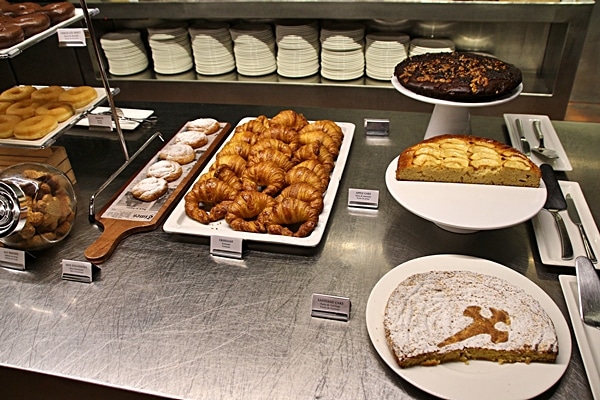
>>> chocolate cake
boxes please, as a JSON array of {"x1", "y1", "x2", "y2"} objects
[{"x1": 394, "y1": 52, "x2": 522, "y2": 102}]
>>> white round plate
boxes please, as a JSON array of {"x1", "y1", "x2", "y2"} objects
[
  {"x1": 366, "y1": 254, "x2": 571, "y2": 400},
  {"x1": 391, "y1": 75, "x2": 523, "y2": 107},
  {"x1": 385, "y1": 157, "x2": 546, "y2": 233}
]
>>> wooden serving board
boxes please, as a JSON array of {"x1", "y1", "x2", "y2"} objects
[{"x1": 84, "y1": 122, "x2": 231, "y2": 264}]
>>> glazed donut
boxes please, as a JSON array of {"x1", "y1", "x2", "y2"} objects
[
  {"x1": 40, "y1": 2, "x2": 76, "y2": 25},
  {"x1": 158, "y1": 143, "x2": 196, "y2": 165},
  {"x1": 6, "y1": 99, "x2": 44, "y2": 119},
  {"x1": 147, "y1": 160, "x2": 182, "y2": 182},
  {"x1": 0, "y1": 101, "x2": 13, "y2": 115},
  {"x1": 0, "y1": 23, "x2": 25, "y2": 49},
  {"x1": 174, "y1": 130, "x2": 208, "y2": 149},
  {"x1": 13, "y1": 115, "x2": 58, "y2": 140},
  {"x1": 12, "y1": 13, "x2": 51, "y2": 38},
  {"x1": 3, "y1": 2, "x2": 41, "y2": 16},
  {"x1": 31, "y1": 85, "x2": 65, "y2": 102},
  {"x1": 0, "y1": 114, "x2": 22, "y2": 138},
  {"x1": 0, "y1": 85, "x2": 37, "y2": 102},
  {"x1": 130, "y1": 177, "x2": 168, "y2": 202},
  {"x1": 35, "y1": 101, "x2": 75, "y2": 122},
  {"x1": 58, "y1": 86, "x2": 98, "y2": 109}
]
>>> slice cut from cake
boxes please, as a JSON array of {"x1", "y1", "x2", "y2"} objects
[
  {"x1": 384, "y1": 270, "x2": 558, "y2": 368},
  {"x1": 395, "y1": 134, "x2": 541, "y2": 187}
]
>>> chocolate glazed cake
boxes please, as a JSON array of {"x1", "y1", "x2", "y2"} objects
[{"x1": 394, "y1": 52, "x2": 522, "y2": 102}]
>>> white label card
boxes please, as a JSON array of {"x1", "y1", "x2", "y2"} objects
[
  {"x1": 311, "y1": 293, "x2": 351, "y2": 321},
  {"x1": 348, "y1": 188, "x2": 379, "y2": 209},
  {"x1": 61, "y1": 259, "x2": 98, "y2": 283},
  {"x1": 87, "y1": 114, "x2": 113, "y2": 130},
  {"x1": 0, "y1": 248, "x2": 26, "y2": 270},
  {"x1": 57, "y1": 28, "x2": 87, "y2": 47},
  {"x1": 210, "y1": 235, "x2": 244, "y2": 259},
  {"x1": 364, "y1": 118, "x2": 390, "y2": 136}
]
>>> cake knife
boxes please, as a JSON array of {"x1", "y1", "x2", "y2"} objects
[
  {"x1": 540, "y1": 164, "x2": 573, "y2": 260},
  {"x1": 566, "y1": 193, "x2": 597, "y2": 263},
  {"x1": 515, "y1": 118, "x2": 530, "y2": 156}
]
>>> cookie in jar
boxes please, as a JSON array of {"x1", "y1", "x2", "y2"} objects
[{"x1": 0, "y1": 163, "x2": 76, "y2": 250}]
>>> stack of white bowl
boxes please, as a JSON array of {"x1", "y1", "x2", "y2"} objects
[
  {"x1": 147, "y1": 23, "x2": 194, "y2": 75},
  {"x1": 320, "y1": 22, "x2": 365, "y2": 81},
  {"x1": 189, "y1": 21, "x2": 236, "y2": 76},
  {"x1": 230, "y1": 23, "x2": 277, "y2": 77},
  {"x1": 409, "y1": 38, "x2": 455, "y2": 56},
  {"x1": 365, "y1": 31, "x2": 410, "y2": 81},
  {"x1": 275, "y1": 20, "x2": 320, "y2": 78},
  {"x1": 100, "y1": 30, "x2": 149, "y2": 76}
]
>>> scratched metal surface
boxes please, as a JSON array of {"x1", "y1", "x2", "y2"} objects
[{"x1": 0, "y1": 103, "x2": 596, "y2": 400}]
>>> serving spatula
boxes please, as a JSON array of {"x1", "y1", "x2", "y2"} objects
[
  {"x1": 540, "y1": 164, "x2": 573, "y2": 260},
  {"x1": 576, "y1": 256, "x2": 600, "y2": 329}
]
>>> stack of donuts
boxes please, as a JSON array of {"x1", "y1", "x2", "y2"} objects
[
  {"x1": 0, "y1": 84, "x2": 97, "y2": 140},
  {"x1": 0, "y1": 1, "x2": 76, "y2": 49},
  {"x1": 184, "y1": 109, "x2": 344, "y2": 238}
]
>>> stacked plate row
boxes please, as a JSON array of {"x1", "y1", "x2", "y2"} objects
[
  {"x1": 230, "y1": 23, "x2": 277, "y2": 77},
  {"x1": 408, "y1": 38, "x2": 455, "y2": 57},
  {"x1": 147, "y1": 23, "x2": 194, "y2": 75},
  {"x1": 100, "y1": 30, "x2": 149, "y2": 76},
  {"x1": 189, "y1": 22, "x2": 236, "y2": 76},
  {"x1": 365, "y1": 32, "x2": 410, "y2": 81},
  {"x1": 275, "y1": 21, "x2": 320, "y2": 78},
  {"x1": 320, "y1": 22, "x2": 365, "y2": 81}
]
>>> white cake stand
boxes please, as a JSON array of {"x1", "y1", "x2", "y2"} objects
[{"x1": 391, "y1": 76, "x2": 522, "y2": 139}]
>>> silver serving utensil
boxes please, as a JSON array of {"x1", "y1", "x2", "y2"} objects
[
  {"x1": 540, "y1": 164, "x2": 574, "y2": 260},
  {"x1": 566, "y1": 193, "x2": 597, "y2": 263},
  {"x1": 576, "y1": 256, "x2": 600, "y2": 329},
  {"x1": 515, "y1": 118, "x2": 530, "y2": 156},
  {"x1": 532, "y1": 119, "x2": 559, "y2": 159}
]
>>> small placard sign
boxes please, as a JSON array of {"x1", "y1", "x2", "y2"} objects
[
  {"x1": 210, "y1": 235, "x2": 244, "y2": 259},
  {"x1": 348, "y1": 188, "x2": 379, "y2": 209},
  {"x1": 0, "y1": 248, "x2": 26, "y2": 270},
  {"x1": 57, "y1": 28, "x2": 87, "y2": 47},
  {"x1": 61, "y1": 259, "x2": 99, "y2": 283},
  {"x1": 87, "y1": 114, "x2": 113, "y2": 131},
  {"x1": 364, "y1": 118, "x2": 390, "y2": 136},
  {"x1": 311, "y1": 293, "x2": 351, "y2": 321}
]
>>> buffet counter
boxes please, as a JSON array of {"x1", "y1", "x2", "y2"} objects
[{"x1": 0, "y1": 102, "x2": 598, "y2": 400}]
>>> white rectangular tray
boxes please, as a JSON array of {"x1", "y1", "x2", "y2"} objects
[{"x1": 163, "y1": 117, "x2": 355, "y2": 247}]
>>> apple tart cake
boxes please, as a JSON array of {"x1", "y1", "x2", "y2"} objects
[
  {"x1": 395, "y1": 134, "x2": 541, "y2": 187},
  {"x1": 383, "y1": 270, "x2": 559, "y2": 368}
]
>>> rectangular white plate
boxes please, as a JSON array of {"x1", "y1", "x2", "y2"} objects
[
  {"x1": 76, "y1": 107, "x2": 155, "y2": 130},
  {"x1": 504, "y1": 113, "x2": 572, "y2": 171},
  {"x1": 163, "y1": 118, "x2": 355, "y2": 247},
  {"x1": 559, "y1": 275, "x2": 600, "y2": 398},
  {"x1": 0, "y1": 86, "x2": 107, "y2": 148},
  {"x1": 533, "y1": 181, "x2": 600, "y2": 267}
]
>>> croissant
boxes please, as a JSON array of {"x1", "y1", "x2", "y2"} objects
[
  {"x1": 260, "y1": 124, "x2": 299, "y2": 146},
  {"x1": 295, "y1": 159, "x2": 330, "y2": 182},
  {"x1": 292, "y1": 142, "x2": 320, "y2": 164},
  {"x1": 235, "y1": 117, "x2": 269, "y2": 135},
  {"x1": 317, "y1": 145, "x2": 335, "y2": 173},
  {"x1": 277, "y1": 182, "x2": 324, "y2": 213},
  {"x1": 247, "y1": 148, "x2": 296, "y2": 171},
  {"x1": 230, "y1": 130, "x2": 259, "y2": 145},
  {"x1": 259, "y1": 197, "x2": 319, "y2": 237},
  {"x1": 184, "y1": 178, "x2": 239, "y2": 224},
  {"x1": 298, "y1": 130, "x2": 340, "y2": 157},
  {"x1": 250, "y1": 138, "x2": 293, "y2": 157},
  {"x1": 211, "y1": 154, "x2": 247, "y2": 177},
  {"x1": 218, "y1": 140, "x2": 253, "y2": 159},
  {"x1": 285, "y1": 166, "x2": 327, "y2": 192},
  {"x1": 270, "y1": 109, "x2": 308, "y2": 131},
  {"x1": 300, "y1": 120, "x2": 344, "y2": 144},
  {"x1": 241, "y1": 161, "x2": 286, "y2": 196},
  {"x1": 225, "y1": 191, "x2": 276, "y2": 233},
  {"x1": 213, "y1": 165, "x2": 244, "y2": 191}
]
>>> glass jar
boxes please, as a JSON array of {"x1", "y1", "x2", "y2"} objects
[{"x1": 0, "y1": 163, "x2": 77, "y2": 251}]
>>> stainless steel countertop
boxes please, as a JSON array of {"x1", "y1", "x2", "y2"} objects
[{"x1": 0, "y1": 103, "x2": 598, "y2": 399}]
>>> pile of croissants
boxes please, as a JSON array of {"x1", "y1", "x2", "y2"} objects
[{"x1": 184, "y1": 109, "x2": 344, "y2": 238}]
